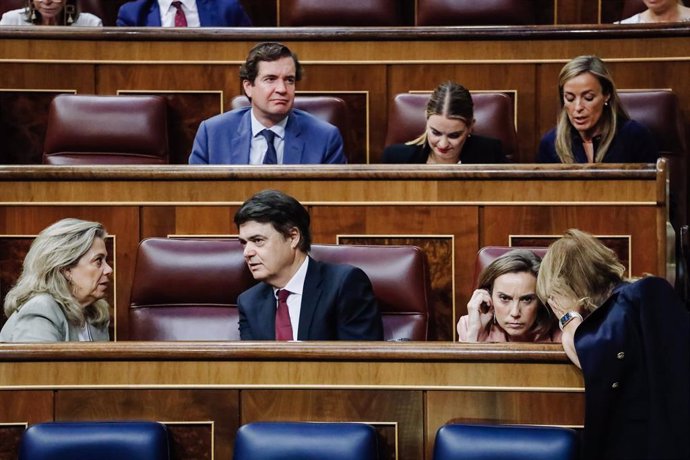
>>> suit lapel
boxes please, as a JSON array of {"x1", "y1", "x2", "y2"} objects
[
  {"x1": 297, "y1": 257, "x2": 323, "y2": 340},
  {"x1": 230, "y1": 110, "x2": 252, "y2": 164},
  {"x1": 196, "y1": 0, "x2": 213, "y2": 26},
  {"x1": 283, "y1": 111, "x2": 305, "y2": 164},
  {"x1": 146, "y1": 2, "x2": 162, "y2": 26}
]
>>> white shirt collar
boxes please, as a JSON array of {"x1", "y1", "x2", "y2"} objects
[
  {"x1": 274, "y1": 256, "x2": 309, "y2": 298},
  {"x1": 158, "y1": 0, "x2": 197, "y2": 12},
  {"x1": 250, "y1": 109, "x2": 288, "y2": 140}
]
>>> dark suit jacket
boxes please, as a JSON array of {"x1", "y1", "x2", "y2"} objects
[
  {"x1": 116, "y1": 0, "x2": 252, "y2": 26},
  {"x1": 381, "y1": 134, "x2": 506, "y2": 164},
  {"x1": 537, "y1": 119, "x2": 659, "y2": 163},
  {"x1": 189, "y1": 107, "x2": 346, "y2": 164},
  {"x1": 237, "y1": 258, "x2": 383, "y2": 340},
  {"x1": 575, "y1": 277, "x2": 690, "y2": 459}
]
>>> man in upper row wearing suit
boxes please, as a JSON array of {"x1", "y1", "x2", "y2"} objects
[
  {"x1": 116, "y1": 0, "x2": 252, "y2": 27},
  {"x1": 188, "y1": 42, "x2": 346, "y2": 165},
  {"x1": 235, "y1": 190, "x2": 383, "y2": 341}
]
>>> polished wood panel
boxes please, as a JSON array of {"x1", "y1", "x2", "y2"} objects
[
  {"x1": 0, "y1": 342, "x2": 583, "y2": 460},
  {"x1": 57, "y1": 389, "x2": 236, "y2": 460},
  {"x1": 242, "y1": 389, "x2": 423, "y2": 460}
]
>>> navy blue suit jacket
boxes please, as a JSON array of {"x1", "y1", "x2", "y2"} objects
[
  {"x1": 537, "y1": 119, "x2": 658, "y2": 163},
  {"x1": 189, "y1": 107, "x2": 346, "y2": 164},
  {"x1": 116, "y1": 0, "x2": 252, "y2": 27},
  {"x1": 575, "y1": 277, "x2": 690, "y2": 459},
  {"x1": 237, "y1": 258, "x2": 383, "y2": 340}
]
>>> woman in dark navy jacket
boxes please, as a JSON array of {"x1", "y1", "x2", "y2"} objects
[
  {"x1": 536, "y1": 229, "x2": 690, "y2": 459},
  {"x1": 538, "y1": 55, "x2": 658, "y2": 164}
]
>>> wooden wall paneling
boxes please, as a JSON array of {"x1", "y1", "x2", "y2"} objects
[
  {"x1": 56, "y1": 389, "x2": 238, "y2": 460},
  {"x1": 555, "y1": 0, "x2": 599, "y2": 24},
  {"x1": 296, "y1": 65, "x2": 386, "y2": 164},
  {"x1": 0, "y1": 391, "x2": 53, "y2": 459},
  {"x1": 0, "y1": 90, "x2": 74, "y2": 165},
  {"x1": 309, "y1": 205, "x2": 479, "y2": 341},
  {"x1": 425, "y1": 390, "x2": 585, "y2": 460},
  {"x1": 0, "y1": 206, "x2": 140, "y2": 341},
  {"x1": 386, "y1": 64, "x2": 537, "y2": 163},
  {"x1": 241, "y1": 389, "x2": 423, "y2": 460},
  {"x1": 481, "y1": 206, "x2": 659, "y2": 277},
  {"x1": 0, "y1": 63, "x2": 94, "y2": 92}
]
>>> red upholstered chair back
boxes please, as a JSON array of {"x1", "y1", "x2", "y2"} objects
[
  {"x1": 231, "y1": 95, "x2": 351, "y2": 161},
  {"x1": 385, "y1": 92, "x2": 518, "y2": 161},
  {"x1": 129, "y1": 238, "x2": 256, "y2": 340},
  {"x1": 619, "y1": 90, "x2": 688, "y2": 227},
  {"x1": 278, "y1": 0, "x2": 402, "y2": 26},
  {"x1": 416, "y1": 0, "x2": 537, "y2": 26},
  {"x1": 472, "y1": 246, "x2": 548, "y2": 289},
  {"x1": 310, "y1": 244, "x2": 430, "y2": 341},
  {"x1": 43, "y1": 94, "x2": 169, "y2": 165}
]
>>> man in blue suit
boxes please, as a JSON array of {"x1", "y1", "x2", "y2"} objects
[
  {"x1": 235, "y1": 190, "x2": 383, "y2": 340},
  {"x1": 189, "y1": 42, "x2": 346, "y2": 165},
  {"x1": 116, "y1": 0, "x2": 252, "y2": 27}
]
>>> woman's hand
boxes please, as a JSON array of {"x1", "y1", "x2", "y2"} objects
[
  {"x1": 465, "y1": 289, "x2": 494, "y2": 341},
  {"x1": 548, "y1": 293, "x2": 583, "y2": 368}
]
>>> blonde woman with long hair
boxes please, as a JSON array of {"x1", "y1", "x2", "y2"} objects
[
  {"x1": 537, "y1": 55, "x2": 658, "y2": 164},
  {"x1": 0, "y1": 218, "x2": 111, "y2": 342}
]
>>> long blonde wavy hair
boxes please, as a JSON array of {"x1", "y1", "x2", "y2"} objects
[
  {"x1": 3, "y1": 218, "x2": 110, "y2": 328},
  {"x1": 554, "y1": 55, "x2": 629, "y2": 163}
]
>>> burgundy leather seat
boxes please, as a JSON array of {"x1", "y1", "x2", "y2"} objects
[
  {"x1": 231, "y1": 95, "x2": 351, "y2": 161},
  {"x1": 129, "y1": 238, "x2": 256, "y2": 340},
  {"x1": 43, "y1": 94, "x2": 169, "y2": 165},
  {"x1": 385, "y1": 92, "x2": 518, "y2": 161},
  {"x1": 310, "y1": 244, "x2": 430, "y2": 341},
  {"x1": 416, "y1": 0, "x2": 537, "y2": 26},
  {"x1": 472, "y1": 246, "x2": 548, "y2": 288},
  {"x1": 278, "y1": 0, "x2": 402, "y2": 26},
  {"x1": 619, "y1": 90, "x2": 688, "y2": 228}
]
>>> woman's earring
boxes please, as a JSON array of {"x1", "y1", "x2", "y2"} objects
[
  {"x1": 30, "y1": 8, "x2": 36, "y2": 21},
  {"x1": 65, "y1": 4, "x2": 75, "y2": 24}
]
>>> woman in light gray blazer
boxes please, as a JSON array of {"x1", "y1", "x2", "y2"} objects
[{"x1": 0, "y1": 218, "x2": 111, "y2": 342}]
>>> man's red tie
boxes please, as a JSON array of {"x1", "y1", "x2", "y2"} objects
[
  {"x1": 275, "y1": 289, "x2": 293, "y2": 341},
  {"x1": 171, "y1": 1, "x2": 188, "y2": 27}
]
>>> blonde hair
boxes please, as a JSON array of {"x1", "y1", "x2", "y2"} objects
[
  {"x1": 3, "y1": 218, "x2": 110, "y2": 328},
  {"x1": 554, "y1": 55, "x2": 629, "y2": 163},
  {"x1": 536, "y1": 229, "x2": 625, "y2": 312},
  {"x1": 408, "y1": 81, "x2": 474, "y2": 147},
  {"x1": 478, "y1": 249, "x2": 557, "y2": 341}
]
